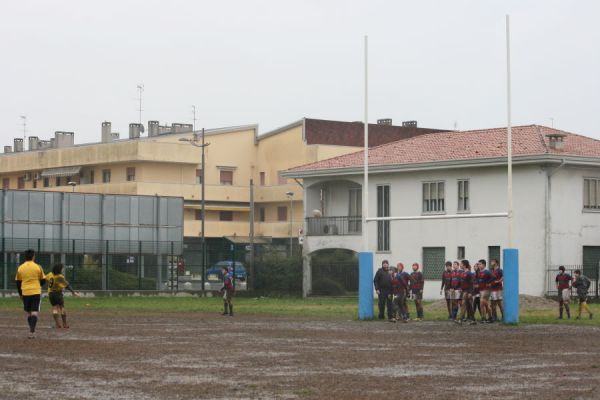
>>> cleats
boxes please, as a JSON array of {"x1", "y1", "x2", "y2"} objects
[{"x1": 27, "y1": 332, "x2": 35, "y2": 339}]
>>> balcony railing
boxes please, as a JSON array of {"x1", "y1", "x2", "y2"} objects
[{"x1": 306, "y1": 216, "x2": 362, "y2": 236}]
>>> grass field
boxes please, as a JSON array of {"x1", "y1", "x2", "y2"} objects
[{"x1": 0, "y1": 295, "x2": 598, "y2": 325}]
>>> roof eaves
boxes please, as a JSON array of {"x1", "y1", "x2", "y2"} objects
[{"x1": 255, "y1": 119, "x2": 304, "y2": 143}]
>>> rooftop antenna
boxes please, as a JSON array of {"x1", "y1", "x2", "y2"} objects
[
  {"x1": 136, "y1": 84, "x2": 144, "y2": 125},
  {"x1": 192, "y1": 105, "x2": 197, "y2": 132},
  {"x1": 549, "y1": 117, "x2": 554, "y2": 128},
  {"x1": 453, "y1": 121, "x2": 458, "y2": 130},
  {"x1": 20, "y1": 115, "x2": 26, "y2": 140}
]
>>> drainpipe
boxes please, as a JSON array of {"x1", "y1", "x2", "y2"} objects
[{"x1": 545, "y1": 159, "x2": 566, "y2": 275}]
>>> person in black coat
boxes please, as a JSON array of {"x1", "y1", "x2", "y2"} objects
[{"x1": 373, "y1": 260, "x2": 393, "y2": 321}]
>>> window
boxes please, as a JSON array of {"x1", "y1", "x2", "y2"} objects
[
  {"x1": 17, "y1": 177, "x2": 25, "y2": 189},
  {"x1": 2, "y1": 178, "x2": 9, "y2": 189},
  {"x1": 219, "y1": 211, "x2": 233, "y2": 221},
  {"x1": 423, "y1": 247, "x2": 446, "y2": 279},
  {"x1": 195, "y1": 169, "x2": 203, "y2": 184},
  {"x1": 423, "y1": 181, "x2": 445, "y2": 213},
  {"x1": 377, "y1": 185, "x2": 390, "y2": 251},
  {"x1": 89, "y1": 170, "x2": 95, "y2": 185},
  {"x1": 277, "y1": 206, "x2": 288, "y2": 222},
  {"x1": 126, "y1": 167, "x2": 136, "y2": 182},
  {"x1": 195, "y1": 210, "x2": 203, "y2": 220},
  {"x1": 348, "y1": 187, "x2": 362, "y2": 233},
  {"x1": 583, "y1": 178, "x2": 600, "y2": 210},
  {"x1": 278, "y1": 172, "x2": 287, "y2": 185},
  {"x1": 32, "y1": 180, "x2": 37, "y2": 189},
  {"x1": 259, "y1": 172, "x2": 265, "y2": 186},
  {"x1": 43, "y1": 177, "x2": 49, "y2": 188},
  {"x1": 457, "y1": 246, "x2": 465, "y2": 259},
  {"x1": 259, "y1": 207, "x2": 265, "y2": 222},
  {"x1": 488, "y1": 246, "x2": 501, "y2": 265},
  {"x1": 458, "y1": 180, "x2": 469, "y2": 212},
  {"x1": 102, "y1": 169, "x2": 111, "y2": 183},
  {"x1": 55, "y1": 177, "x2": 61, "y2": 186},
  {"x1": 220, "y1": 170, "x2": 233, "y2": 185}
]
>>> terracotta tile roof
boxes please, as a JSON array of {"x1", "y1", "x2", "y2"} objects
[
  {"x1": 304, "y1": 118, "x2": 446, "y2": 147},
  {"x1": 289, "y1": 125, "x2": 600, "y2": 173}
]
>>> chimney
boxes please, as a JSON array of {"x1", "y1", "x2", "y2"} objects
[
  {"x1": 377, "y1": 118, "x2": 392, "y2": 125},
  {"x1": 4, "y1": 146, "x2": 12, "y2": 153},
  {"x1": 148, "y1": 120, "x2": 159, "y2": 137},
  {"x1": 101, "y1": 121, "x2": 112, "y2": 143},
  {"x1": 28, "y1": 136, "x2": 39, "y2": 151},
  {"x1": 38, "y1": 140, "x2": 52, "y2": 149},
  {"x1": 14, "y1": 138, "x2": 23, "y2": 152},
  {"x1": 50, "y1": 137, "x2": 56, "y2": 148},
  {"x1": 55, "y1": 131, "x2": 74, "y2": 148},
  {"x1": 129, "y1": 123, "x2": 142, "y2": 139},
  {"x1": 402, "y1": 120, "x2": 417, "y2": 127},
  {"x1": 547, "y1": 132, "x2": 567, "y2": 151},
  {"x1": 171, "y1": 123, "x2": 193, "y2": 133}
]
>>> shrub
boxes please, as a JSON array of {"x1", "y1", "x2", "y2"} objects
[{"x1": 252, "y1": 254, "x2": 302, "y2": 295}]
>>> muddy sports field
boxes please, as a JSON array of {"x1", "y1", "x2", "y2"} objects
[{"x1": 1, "y1": 299, "x2": 600, "y2": 400}]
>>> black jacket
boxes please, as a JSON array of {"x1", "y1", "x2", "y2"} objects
[{"x1": 373, "y1": 268, "x2": 392, "y2": 291}]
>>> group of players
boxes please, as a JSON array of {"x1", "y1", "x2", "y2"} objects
[
  {"x1": 374, "y1": 258, "x2": 504, "y2": 324},
  {"x1": 14, "y1": 249, "x2": 79, "y2": 338}
]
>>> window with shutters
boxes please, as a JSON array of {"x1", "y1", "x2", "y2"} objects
[
  {"x1": 43, "y1": 178, "x2": 49, "y2": 188},
  {"x1": 377, "y1": 185, "x2": 390, "y2": 251},
  {"x1": 348, "y1": 187, "x2": 362, "y2": 233},
  {"x1": 259, "y1": 207, "x2": 265, "y2": 222},
  {"x1": 582, "y1": 246, "x2": 600, "y2": 278},
  {"x1": 195, "y1": 169, "x2": 203, "y2": 184},
  {"x1": 277, "y1": 206, "x2": 287, "y2": 222},
  {"x1": 102, "y1": 169, "x2": 111, "y2": 183},
  {"x1": 2, "y1": 178, "x2": 9, "y2": 189},
  {"x1": 457, "y1": 246, "x2": 465, "y2": 259},
  {"x1": 89, "y1": 170, "x2": 95, "y2": 184},
  {"x1": 583, "y1": 178, "x2": 600, "y2": 210},
  {"x1": 17, "y1": 177, "x2": 25, "y2": 189},
  {"x1": 126, "y1": 167, "x2": 136, "y2": 182},
  {"x1": 219, "y1": 211, "x2": 233, "y2": 221},
  {"x1": 220, "y1": 170, "x2": 233, "y2": 185},
  {"x1": 423, "y1": 247, "x2": 445, "y2": 279},
  {"x1": 423, "y1": 181, "x2": 445, "y2": 213},
  {"x1": 458, "y1": 179, "x2": 469, "y2": 212},
  {"x1": 56, "y1": 177, "x2": 61, "y2": 186},
  {"x1": 259, "y1": 172, "x2": 266, "y2": 186}
]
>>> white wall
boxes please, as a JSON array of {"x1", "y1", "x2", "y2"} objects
[{"x1": 549, "y1": 166, "x2": 600, "y2": 266}]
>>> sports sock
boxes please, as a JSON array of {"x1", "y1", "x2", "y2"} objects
[
  {"x1": 229, "y1": 304, "x2": 233, "y2": 316},
  {"x1": 27, "y1": 316, "x2": 33, "y2": 332},
  {"x1": 61, "y1": 313, "x2": 68, "y2": 326},
  {"x1": 583, "y1": 303, "x2": 592, "y2": 315},
  {"x1": 53, "y1": 314, "x2": 62, "y2": 327},
  {"x1": 30, "y1": 315, "x2": 38, "y2": 333}
]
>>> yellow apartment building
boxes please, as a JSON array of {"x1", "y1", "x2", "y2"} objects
[{"x1": 0, "y1": 118, "x2": 443, "y2": 264}]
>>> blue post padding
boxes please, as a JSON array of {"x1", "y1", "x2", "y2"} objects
[
  {"x1": 358, "y1": 252, "x2": 374, "y2": 320},
  {"x1": 503, "y1": 248, "x2": 519, "y2": 324}
]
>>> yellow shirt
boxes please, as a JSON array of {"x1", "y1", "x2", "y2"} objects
[
  {"x1": 15, "y1": 261, "x2": 45, "y2": 296},
  {"x1": 45, "y1": 272, "x2": 70, "y2": 293}
]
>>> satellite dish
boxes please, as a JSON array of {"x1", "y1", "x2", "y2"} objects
[{"x1": 312, "y1": 209, "x2": 322, "y2": 218}]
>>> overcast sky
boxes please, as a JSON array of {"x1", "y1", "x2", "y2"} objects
[{"x1": 1, "y1": 0, "x2": 599, "y2": 148}]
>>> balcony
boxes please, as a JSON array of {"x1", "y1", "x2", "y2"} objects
[{"x1": 306, "y1": 216, "x2": 362, "y2": 236}]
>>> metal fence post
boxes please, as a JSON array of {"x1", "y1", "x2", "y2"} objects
[
  {"x1": 138, "y1": 241, "x2": 142, "y2": 290},
  {"x1": 72, "y1": 239, "x2": 76, "y2": 282},
  {"x1": 106, "y1": 240, "x2": 110, "y2": 290},
  {"x1": 1, "y1": 237, "x2": 5, "y2": 291}
]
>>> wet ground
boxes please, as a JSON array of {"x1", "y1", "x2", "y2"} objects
[{"x1": 1, "y1": 311, "x2": 600, "y2": 399}]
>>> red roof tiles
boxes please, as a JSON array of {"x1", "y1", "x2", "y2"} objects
[{"x1": 289, "y1": 125, "x2": 600, "y2": 172}]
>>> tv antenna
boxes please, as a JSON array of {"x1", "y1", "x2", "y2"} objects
[
  {"x1": 136, "y1": 84, "x2": 144, "y2": 125},
  {"x1": 20, "y1": 115, "x2": 26, "y2": 140}
]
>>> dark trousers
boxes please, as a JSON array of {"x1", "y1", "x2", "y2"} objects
[
  {"x1": 378, "y1": 290, "x2": 393, "y2": 319},
  {"x1": 393, "y1": 293, "x2": 408, "y2": 319}
]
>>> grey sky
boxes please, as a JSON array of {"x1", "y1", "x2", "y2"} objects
[{"x1": 1, "y1": 0, "x2": 599, "y2": 148}]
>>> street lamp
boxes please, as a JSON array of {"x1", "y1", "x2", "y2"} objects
[
  {"x1": 67, "y1": 181, "x2": 77, "y2": 192},
  {"x1": 179, "y1": 130, "x2": 210, "y2": 291},
  {"x1": 286, "y1": 191, "x2": 294, "y2": 257}
]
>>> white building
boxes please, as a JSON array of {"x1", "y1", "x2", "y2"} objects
[{"x1": 284, "y1": 125, "x2": 600, "y2": 298}]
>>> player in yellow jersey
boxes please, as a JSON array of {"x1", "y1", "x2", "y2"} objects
[
  {"x1": 45, "y1": 263, "x2": 79, "y2": 328},
  {"x1": 15, "y1": 249, "x2": 46, "y2": 339}
]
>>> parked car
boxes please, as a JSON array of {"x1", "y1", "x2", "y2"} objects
[{"x1": 206, "y1": 261, "x2": 247, "y2": 282}]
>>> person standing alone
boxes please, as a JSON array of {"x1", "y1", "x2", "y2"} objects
[
  {"x1": 555, "y1": 266, "x2": 573, "y2": 319},
  {"x1": 373, "y1": 260, "x2": 393, "y2": 321},
  {"x1": 15, "y1": 249, "x2": 46, "y2": 338}
]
